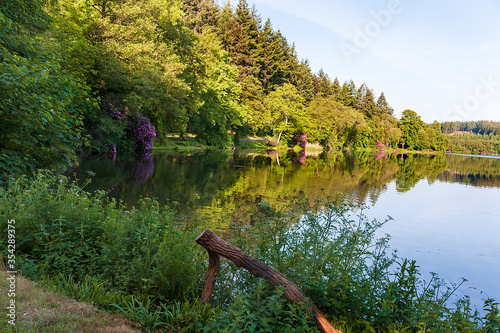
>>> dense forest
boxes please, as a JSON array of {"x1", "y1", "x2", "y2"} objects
[
  {"x1": 441, "y1": 120, "x2": 500, "y2": 135},
  {"x1": 1, "y1": 0, "x2": 456, "y2": 184},
  {"x1": 441, "y1": 121, "x2": 500, "y2": 155}
]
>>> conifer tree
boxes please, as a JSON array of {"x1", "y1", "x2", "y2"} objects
[
  {"x1": 341, "y1": 80, "x2": 357, "y2": 108},
  {"x1": 356, "y1": 83, "x2": 368, "y2": 110},
  {"x1": 291, "y1": 59, "x2": 315, "y2": 103},
  {"x1": 376, "y1": 92, "x2": 394, "y2": 116},
  {"x1": 219, "y1": 0, "x2": 259, "y2": 81},
  {"x1": 315, "y1": 69, "x2": 333, "y2": 96},
  {"x1": 256, "y1": 19, "x2": 287, "y2": 91},
  {"x1": 359, "y1": 85, "x2": 377, "y2": 118},
  {"x1": 332, "y1": 77, "x2": 341, "y2": 99}
]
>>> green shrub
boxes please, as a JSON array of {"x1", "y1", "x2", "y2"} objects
[
  {"x1": 0, "y1": 171, "x2": 205, "y2": 302},
  {"x1": 224, "y1": 197, "x2": 500, "y2": 332},
  {"x1": 203, "y1": 282, "x2": 319, "y2": 333}
]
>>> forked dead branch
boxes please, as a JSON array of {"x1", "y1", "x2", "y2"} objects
[{"x1": 195, "y1": 229, "x2": 342, "y2": 333}]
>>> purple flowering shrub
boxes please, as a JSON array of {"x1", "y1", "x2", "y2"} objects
[
  {"x1": 101, "y1": 93, "x2": 124, "y2": 120},
  {"x1": 293, "y1": 133, "x2": 308, "y2": 149},
  {"x1": 87, "y1": 88, "x2": 128, "y2": 154},
  {"x1": 124, "y1": 113, "x2": 156, "y2": 154}
]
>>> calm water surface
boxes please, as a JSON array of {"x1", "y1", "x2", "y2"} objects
[{"x1": 67, "y1": 150, "x2": 500, "y2": 310}]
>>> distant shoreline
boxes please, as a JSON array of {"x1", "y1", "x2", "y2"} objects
[{"x1": 446, "y1": 153, "x2": 500, "y2": 159}]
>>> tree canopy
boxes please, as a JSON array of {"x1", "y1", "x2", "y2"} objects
[{"x1": 2, "y1": 0, "x2": 473, "y2": 183}]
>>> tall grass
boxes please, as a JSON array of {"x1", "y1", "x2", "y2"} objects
[{"x1": 1, "y1": 171, "x2": 499, "y2": 332}]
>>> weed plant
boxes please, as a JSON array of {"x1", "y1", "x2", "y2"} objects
[
  {"x1": 1, "y1": 171, "x2": 499, "y2": 332},
  {"x1": 223, "y1": 198, "x2": 500, "y2": 332}
]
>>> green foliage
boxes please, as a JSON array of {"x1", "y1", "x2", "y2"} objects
[
  {"x1": 190, "y1": 30, "x2": 244, "y2": 148},
  {"x1": 0, "y1": 171, "x2": 205, "y2": 302},
  {"x1": 448, "y1": 133, "x2": 500, "y2": 155},
  {"x1": 442, "y1": 120, "x2": 500, "y2": 136},
  {"x1": 204, "y1": 282, "x2": 319, "y2": 332},
  {"x1": 0, "y1": 0, "x2": 95, "y2": 183},
  {"x1": 44, "y1": 273, "x2": 135, "y2": 310},
  {"x1": 112, "y1": 296, "x2": 219, "y2": 332},
  {"x1": 226, "y1": 197, "x2": 500, "y2": 332},
  {"x1": 398, "y1": 111, "x2": 449, "y2": 151},
  {"x1": 93, "y1": 0, "x2": 194, "y2": 139},
  {"x1": 2, "y1": 0, "x2": 459, "y2": 172},
  {"x1": 265, "y1": 83, "x2": 306, "y2": 145},
  {"x1": 305, "y1": 96, "x2": 369, "y2": 149},
  {"x1": 399, "y1": 109, "x2": 426, "y2": 150},
  {"x1": 376, "y1": 92, "x2": 394, "y2": 116},
  {"x1": 240, "y1": 75, "x2": 267, "y2": 135}
]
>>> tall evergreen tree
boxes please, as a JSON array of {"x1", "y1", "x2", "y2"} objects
[
  {"x1": 219, "y1": 0, "x2": 259, "y2": 81},
  {"x1": 340, "y1": 80, "x2": 357, "y2": 108},
  {"x1": 256, "y1": 19, "x2": 287, "y2": 91},
  {"x1": 332, "y1": 77, "x2": 341, "y2": 99},
  {"x1": 291, "y1": 58, "x2": 315, "y2": 103},
  {"x1": 313, "y1": 69, "x2": 334, "y2": 96},
  {"x1": 376, "y1": 92, "x2": 394, "y2": 116},
  {"x1": 360, "y1": 88, "x2": 377, "y2": 118},
  {"x1": 356, "y1": 83, "x2": 368, "y2": 110}
]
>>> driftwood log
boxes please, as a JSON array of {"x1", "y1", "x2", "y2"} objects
[{"x1": 195, "y1": 229, "x2": 342, "y2": 333}]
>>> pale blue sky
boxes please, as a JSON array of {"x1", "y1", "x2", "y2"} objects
[{"x1": 226, "y1": 0, "x2": 500, "y2": 123}]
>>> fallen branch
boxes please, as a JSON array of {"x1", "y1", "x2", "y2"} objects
[{"x1": 195, "y1": 229, "x2": 342, "y2": 333}]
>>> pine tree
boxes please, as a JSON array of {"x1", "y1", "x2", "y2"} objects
[
  {"x1": 223, "y1": 0, "x2": 259, "y2": 81},
  {"x1": 291, "y1": 58, "x2": 315, "y2": 103},
  {"x1": 332, "y1": 77, "x2": 341, "y2": 98},
  {"x1": 361, "y1": 88, "x2": 377, "y2": 118},
  {"x1": 256, "y1": 19, "x2": 287, "y2": 91},
  {"x1": 313, "y1": 69, "x2": 334, "y2": 96},
  {"x1": 376, "y1": 92, "x2": 394, "y2": 116},
  {"x1": 340, "y1": 80, "x2": 357, "y2": 108},
  {"x1": 217, "y1": 2, "x2": 234, "y2": 51},
  {"x1": 356, "y1": 83, "x2": 367, "y2": 110}
]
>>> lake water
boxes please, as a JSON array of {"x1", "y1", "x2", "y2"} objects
[{"x1": 67, "y1": 150, "x2": 500, "y2": 310}]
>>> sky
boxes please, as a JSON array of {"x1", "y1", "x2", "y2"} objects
[{"x1": 226, "y1": 0, "x2": 500, "y2": 123}]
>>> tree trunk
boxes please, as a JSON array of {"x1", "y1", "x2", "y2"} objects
[
  {"x1": 276, "y1": 114, "x2": 288, "y2": 144},
  {"x1": 195, "y1": 229, "x2": 342, "y2": 333}
]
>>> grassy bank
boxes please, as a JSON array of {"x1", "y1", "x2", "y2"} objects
[
  {"x1": 0, "y1": 268, "x2": 138, "y2": 333},
  {"x1": 1, "y1": 171, "x2": 499, "y2": 332},
  {"x1": 153, "y1": 135, "x2": 272, "y2": 152},
  {"x1": 153, "y1": 134, "x2": 450, "y2": 157},
  {"x1": 153, "y1": 134, "x2": 213, "y2": 152}
]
